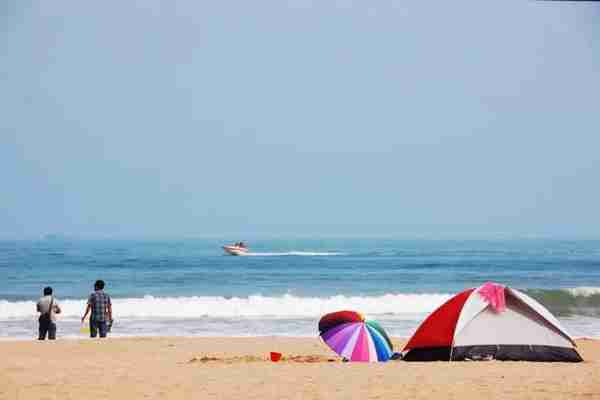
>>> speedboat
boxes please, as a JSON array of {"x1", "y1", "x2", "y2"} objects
[{"x1": 223, "y1": 244, "x2": 249, "y2": 256}]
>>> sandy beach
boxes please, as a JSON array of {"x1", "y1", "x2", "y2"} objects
[{"x1": 1, "y1": 337, "x2": 598, "y2": 400}]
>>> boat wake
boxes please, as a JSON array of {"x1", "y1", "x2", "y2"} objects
[{"x1": 245, "y1": 251, "x2": 345, "y2": 257}]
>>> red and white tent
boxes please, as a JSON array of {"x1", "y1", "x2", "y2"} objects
[{"x1": 402, "y1": 282, "x2": 582, "y2": 362}]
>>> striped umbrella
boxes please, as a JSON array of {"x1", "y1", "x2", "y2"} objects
[{"x1": 319, "y1": 310, "x2": 394, "y2": 362}]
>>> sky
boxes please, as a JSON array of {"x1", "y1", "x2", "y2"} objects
[{"x1": 1, "y1": 1, "x2": 599, "y2": 239}]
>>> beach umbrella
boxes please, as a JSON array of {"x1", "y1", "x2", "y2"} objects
[{"x1": 319, "y1": 310, "x2": 394, "y2": 362}]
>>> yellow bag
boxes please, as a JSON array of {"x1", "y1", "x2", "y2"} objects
[{"x1": 80, "y1": 322, "x2": 90, "y2": 335}]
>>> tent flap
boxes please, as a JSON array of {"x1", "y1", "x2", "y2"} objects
[{"x1": 403, "y1": 289, "x2": 474, "y2": 351}]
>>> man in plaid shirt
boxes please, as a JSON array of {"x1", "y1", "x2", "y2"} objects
[{"x1": 81, "y1": 280, "x2": 113, "y2": 338}]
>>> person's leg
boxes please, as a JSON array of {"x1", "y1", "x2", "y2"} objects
[
  {"x1": 38, "y1": 319, "x2": 48, "y2": 340},
  {"x1": 90, "y1": 319, "x2": 98, "y2": 338},
  {"x1": 98, "y1": 321, "x2": 108, "y2": 338},
  {"x1": 48, "y1": 322, "x2": 57, "y2": 340}
]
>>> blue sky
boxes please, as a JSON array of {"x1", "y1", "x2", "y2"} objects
[{"x1": 1, "y1": 2, "x2": 599, "y2": 239}]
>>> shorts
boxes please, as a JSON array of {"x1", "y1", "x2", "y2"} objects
[
  {"x1": 38, "y1": 319, "x2": 56, "y2": 340},
  {"x1": 90, "y1": 319, "x2": 108, "y2": 338}
]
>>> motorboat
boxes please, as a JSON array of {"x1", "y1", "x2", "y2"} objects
[{"x1": 223, "y1": 243, "x2": 249, "y2": 256}]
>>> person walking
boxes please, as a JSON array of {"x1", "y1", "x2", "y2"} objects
[
  {"x1": 36, "y1": 286, "x2": 61, "y2": 340},
  {"x1": 81, "y1": 280, "x2": 113, "y2": 338}
]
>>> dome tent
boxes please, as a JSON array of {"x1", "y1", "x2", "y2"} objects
[{"x1": 402, "y1": 282, "x2": 582, "y2": 362}]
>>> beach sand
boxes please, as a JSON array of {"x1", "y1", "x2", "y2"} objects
[{"x1": 0, "y1": 337, "x2": 598, "y2": 400}]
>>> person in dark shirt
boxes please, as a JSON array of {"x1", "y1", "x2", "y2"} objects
[{"x1": 81, "y1": 280, "x2": 113, "y2": 338}]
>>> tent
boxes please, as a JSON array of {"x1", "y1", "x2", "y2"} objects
[{"x1": 402, "y1": 282, "x2": 582, "y2": 362}]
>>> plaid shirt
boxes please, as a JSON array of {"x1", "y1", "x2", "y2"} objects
[{"x1": 88, "y1": 290, "x2": 111, "y2": 322}]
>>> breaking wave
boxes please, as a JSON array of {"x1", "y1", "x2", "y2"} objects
[
  {"x1": 524, "y1": 287, "x2": 600, "y2": 317},
  {"x1": 0, "y1": 293, "x2": 450, "y2": 321},
  {"x1": 2, "y1": 287, "x2": 599, "y2": 321}
]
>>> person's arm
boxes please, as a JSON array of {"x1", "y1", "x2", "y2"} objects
[
  {"x1": 81, "y1": 304, "x2": 90, "y2": 322},
  {"x1": 36, "y1": 301, "x2": 41, "y2": 313},
  {"x1": 82, "y1": 296, "x2": 92, "y2": 322},
  {"x1": 54, "y1": 302, "x2": 61, "y2": 314}
]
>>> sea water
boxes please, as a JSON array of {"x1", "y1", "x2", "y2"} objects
[{"x1": 1, "y1": 239, "x2": 599, "y2": 339}]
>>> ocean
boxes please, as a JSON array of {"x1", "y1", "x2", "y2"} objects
[{"x1": 1, "y1": 239, "x2": 599, "y2": 339}]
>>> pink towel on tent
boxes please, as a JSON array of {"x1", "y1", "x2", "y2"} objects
[{"x1": 478, "y1": 282, "x2": 506, "y2": 313}]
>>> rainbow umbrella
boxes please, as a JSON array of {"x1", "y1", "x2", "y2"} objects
[{"x1": 319, "y1": 310, "x2": 394, "y2": 362}]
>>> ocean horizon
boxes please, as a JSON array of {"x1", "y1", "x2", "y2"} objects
[{"x1": 1, "y1": 238, "x2": 599, "y2": 339}]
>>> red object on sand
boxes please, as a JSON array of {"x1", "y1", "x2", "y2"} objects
[{"x1": 270, "y1": 352, "x2": 282, "y2": 362}]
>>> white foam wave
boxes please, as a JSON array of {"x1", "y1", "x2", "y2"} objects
[
  {"x1": 565, "y1": 287, "x2": 600, "y2": 297},
  {"x1": 245, "y1": 251, "x2": 345, "y2": 256},
  {"x1": 0, "y1": 293, "x2": 450, "y2": 321}
]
